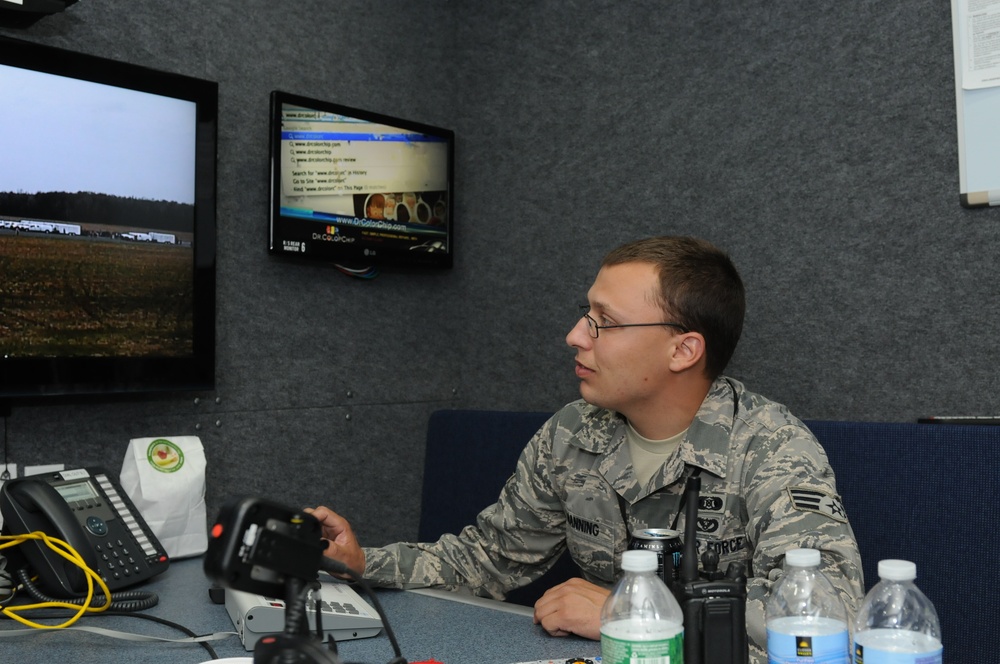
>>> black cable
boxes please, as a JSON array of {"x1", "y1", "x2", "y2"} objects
[
  {"x1": 318, "y1": 558, "x2": 405, "y2": 664},
  {"x1": 16, "y1": 568, "x2": 160, "y2": 612},
  {"x1": 312, "y1": 584, "x2": 330, "y2": 647},
  {"x1": 326, "y1": 632, "x2": 340, "y2": 658},
  {"x1": 103, "y1": 610, "x2": 220, "y2": 660},
  {"x1": 0, "y1": 555, "x2": 14, "y2": 604},
  {"x1": 283, "y1": 577, "x2": 314, "y2": 636}
]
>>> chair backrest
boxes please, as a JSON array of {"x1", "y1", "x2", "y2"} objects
[
  {"x1": 419, "y1": 409, "x2": 572, "y2": 606},
  {"x1": 804, "y1": 420, "x2": 1000, "y2": 664}
]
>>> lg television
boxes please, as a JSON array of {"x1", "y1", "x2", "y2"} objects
[
  {"x1": 0, "y1": 37, "x2": 217, "y2": 403},
  {"x1": 268, "y1": 90, "x2": 454, "y2": 270}
]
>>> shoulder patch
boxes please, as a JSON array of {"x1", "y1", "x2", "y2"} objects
[{"x1": 786, "y1": 486, "x2": 848, "y2": 523}]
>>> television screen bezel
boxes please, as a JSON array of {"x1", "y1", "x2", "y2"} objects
[
  {"x1": 268, "y1": 90, "x2": 454, "y2": 270},
  {"x1": 0, "y1": 36, "x2": 218, "y2": 402}
]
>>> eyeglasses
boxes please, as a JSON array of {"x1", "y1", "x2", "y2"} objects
[{"x1": 579, "y1": 305, "x2": 690, "y2": 339}]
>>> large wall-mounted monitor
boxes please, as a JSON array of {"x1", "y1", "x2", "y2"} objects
[
  {"x1": 268, "y1": 90, "x2": 454, "y2": 270},
  {"x1": 0, "y1": 36, "x2": 218, "y2": 403}
]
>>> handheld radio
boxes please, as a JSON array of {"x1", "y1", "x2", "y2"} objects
[{"x1": 670, "y1": 476, "x2": 749, "y2": 664}]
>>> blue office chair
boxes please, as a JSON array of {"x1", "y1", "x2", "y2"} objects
[{"x1": 418, "y1": 409, "x2": 577, "y2": 606}]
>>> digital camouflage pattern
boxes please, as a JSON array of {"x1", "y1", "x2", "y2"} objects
[{"x1": 364, "y1": 377, "x2": 864, "y2": 663}]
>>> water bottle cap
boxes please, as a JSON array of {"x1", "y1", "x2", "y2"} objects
[
  {"x1": 621, "y1": 549, "x2": 658, "y2": 572},
  {"x1": 785, "y1": 548, "x2": 821, "y2": 567},
  {"x1": 878, "y1": 559, "x2": 917, "y2": 581}
]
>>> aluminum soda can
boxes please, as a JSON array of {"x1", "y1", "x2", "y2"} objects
[{"x1": 628, "y1": 528, "x2": 683, "y2": 585}]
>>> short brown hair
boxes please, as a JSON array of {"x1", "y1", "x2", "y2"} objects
[{"x1": 602, "y1": 236, "x2": 745, "y2": 379}]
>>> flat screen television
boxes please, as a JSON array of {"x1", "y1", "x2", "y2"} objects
[
  {"x1": 0, "y1": 36, "x2": 218, "y2": 403},
  {"x1": 268, "y1": 90, "x2": 454, "y2": 270}
]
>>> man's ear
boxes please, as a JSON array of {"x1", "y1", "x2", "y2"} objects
[{"x1": 669, "y1": 331, "x2": 706, "y2": 373}]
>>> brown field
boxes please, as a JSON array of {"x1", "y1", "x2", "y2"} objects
[{"x1": 0, "y1": 234, "x2": 194, "y2": 357}]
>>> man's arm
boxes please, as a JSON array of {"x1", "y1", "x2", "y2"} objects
[
  {"x1": 742, "y1": 425, "x2": 865, "y2": 658},
  {"x1": 362, "y1": 416, "x2": 572, "y2": 598}
]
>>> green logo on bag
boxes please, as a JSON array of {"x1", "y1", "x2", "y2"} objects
[{"x1": 147, "y1": 439, "x2": 184, "y2": 473}]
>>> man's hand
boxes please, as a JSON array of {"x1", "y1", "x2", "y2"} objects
[
  {"x1": 532, "y1": 577, "x2": 610, "y2": 640},
  {"x1": 304, "y1": 506, "x2": 366, "y2": 576}
]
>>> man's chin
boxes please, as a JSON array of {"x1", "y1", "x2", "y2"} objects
[{"x1": 578, "y1": 385, "x2": 608, "y2": 410}]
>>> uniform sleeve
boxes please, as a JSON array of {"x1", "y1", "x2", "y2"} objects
[
  {"x1": 741, "y1": 424, "x2": 865, "y2": 662},
  {"x1": 362, "y1": 419, "x2": 569, "y2": 599}
]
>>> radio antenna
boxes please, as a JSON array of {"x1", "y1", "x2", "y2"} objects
[{"x1": 680, "y1": 475, "x2": 701, "y2": 583}]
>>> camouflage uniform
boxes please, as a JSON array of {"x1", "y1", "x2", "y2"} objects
[{"x1": 364, "y1": 377, "x2": 864, "y2": 663}]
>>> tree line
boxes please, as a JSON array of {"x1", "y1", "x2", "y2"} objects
[{"x1": 0, "y1": 191, "x2": 193, "y2": 232}]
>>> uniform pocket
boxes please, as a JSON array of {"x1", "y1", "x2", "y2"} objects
[{"x1": 564, "y1": 510, "x2": 616, "y2": 582}]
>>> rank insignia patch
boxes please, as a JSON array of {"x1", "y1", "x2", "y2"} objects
[{"x1": 786, "y1": 486, "x2": 848, "y2": 523}]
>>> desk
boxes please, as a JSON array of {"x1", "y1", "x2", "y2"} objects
[{"x1": 1, "y1": 558, "x2": 599, "y2": 663}]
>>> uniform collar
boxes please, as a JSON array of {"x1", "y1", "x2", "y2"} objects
[
  {"x1": 576, "y1": 377, "x2": 739, "y2": 500},
  {"x1": 677, "y1": 376, "x2": 739, "y2": 478}
]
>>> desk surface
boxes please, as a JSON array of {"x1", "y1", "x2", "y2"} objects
[{"x1": 2, "y1": 558, "x2": 600, "y2": 663}]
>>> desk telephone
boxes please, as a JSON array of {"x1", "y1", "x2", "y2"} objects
[{"x1": 0, "y1": 466, "x2": 169, "y2": 598}]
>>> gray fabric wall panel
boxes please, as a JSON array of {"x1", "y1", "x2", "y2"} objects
[
  {"x1": 2, "y1": 0, "x2": 997, "y2": 541},
  {"x1": 197, "y1": 403, "x2": 432, "y2": 547}
]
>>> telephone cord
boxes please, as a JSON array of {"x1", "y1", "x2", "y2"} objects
[{"x1": 16, "y1": 567, "x2": 159, "y2": 612}]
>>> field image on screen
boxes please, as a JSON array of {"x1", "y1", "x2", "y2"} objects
[
  {"x1": 269, "y1": 91, "x2": 453, "y2": 269},
  {"x1": 0, "y1": 64, "x2": 198, "y2": 360}
]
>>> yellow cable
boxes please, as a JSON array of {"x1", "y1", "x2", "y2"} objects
[{"x1": 0, "y1": 531, "x2": 113, "y2": 629}]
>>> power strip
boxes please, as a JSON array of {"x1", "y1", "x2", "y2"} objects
[{"x1": 225, "y1": 578, "x2": 383, "y2": 650}]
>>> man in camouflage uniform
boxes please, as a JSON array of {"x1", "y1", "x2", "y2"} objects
[{"x1": 310, "y1": 236, "x2": 864, "y2": 663}]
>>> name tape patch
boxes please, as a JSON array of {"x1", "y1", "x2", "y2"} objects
[{"x1": 786, "y1": 486, "x2": 848, "y2": 523}]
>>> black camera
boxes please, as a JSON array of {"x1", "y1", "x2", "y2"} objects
[
  {"x1": 204, "y1": 497, "x2": 335, "y2": 663},
  {"x1": 204, "y1": 497, "x2": 405, "y2": 664},
  {"x1": 204, "y1": 496, "x2": 327, "y2": 599},
  {"x1": 670, "y1": 477, "x2": 749, "y2": 664}
]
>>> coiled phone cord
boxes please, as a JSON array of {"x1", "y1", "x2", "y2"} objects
[{"x1": 16, "y1": 567, "x2": 159, "y2": 612}]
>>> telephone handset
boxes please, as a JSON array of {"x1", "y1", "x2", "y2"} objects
[{"x1": 0, "y1": 466, "x2": 169, "y2": 598}]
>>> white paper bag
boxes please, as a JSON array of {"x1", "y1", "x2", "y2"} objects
[{"x1": 120, "y1": 436, "x2": 208, "y2": 559}]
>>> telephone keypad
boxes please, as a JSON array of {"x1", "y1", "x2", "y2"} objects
[{"x1": 96, "y1": 536, "x2": 142, "y2": 582}]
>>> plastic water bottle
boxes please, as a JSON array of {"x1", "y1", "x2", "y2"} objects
[
  {"x1": 600, "y1": 549, "x2": 684, "y2": 663},
  {"x1": 852, "y1": 560, "x2": 942, "y2": 664},
  {"x1": 765, "y1": 548, "x2": 849, "y2": 664}
]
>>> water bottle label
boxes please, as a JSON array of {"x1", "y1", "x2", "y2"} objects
[
  {"x1": 600, "y1": 631, "x2": 683, "y2": 664},
  {"x1": 767, "y1": 628, "x2": 849, "y2": 664},
  {"x1": 852, "y1": 644, "x2": 943, "y2": 664}
]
